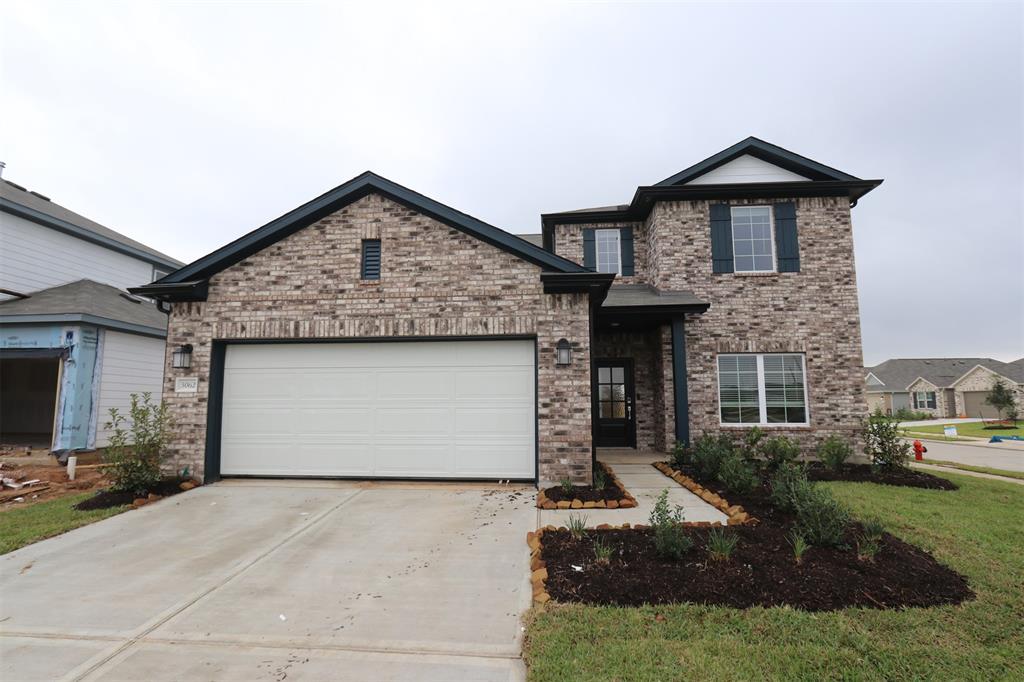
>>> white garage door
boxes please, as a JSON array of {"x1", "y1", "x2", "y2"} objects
[{"x1": 220, "y1": 340, "x2": 536, "y2": 479}]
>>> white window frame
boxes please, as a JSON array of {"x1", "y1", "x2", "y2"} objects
[
  {"x1": 913, "y1": 391, "x2": 936, "y2": 409},
  {"x1": 716, "y1": 353, "x2": 809, "y2": 426},
  {"x1": 594, "y1": 228, "x2": 621, "y2": 275},
  {"x1": 730, "y1": 206, "x2": 777, "y2": 273}
]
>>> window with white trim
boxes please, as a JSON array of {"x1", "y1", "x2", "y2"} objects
[
  {"x1": 731, "y1": 206, "x2": 775, "y2": 273},
  {"x1": 913, "y1": 391, "x2": 936, "y2": 409},
  {"x1": 595, "y1": 229, "x2": 621, "y2": 274},
  {"x1": 718, "y1": 353, "x2": 808, "y2": 425}
]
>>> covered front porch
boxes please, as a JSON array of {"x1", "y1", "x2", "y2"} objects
[{"x1": 592, "y1": 284, "x2": 710, "y2": 455}]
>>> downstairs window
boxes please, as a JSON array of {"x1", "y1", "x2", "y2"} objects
[{"x1": 718, "y1": 353, "x2": 808, "y2": 425}]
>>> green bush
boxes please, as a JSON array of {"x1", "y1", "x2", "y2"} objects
[
  {"x1": 670, "y1": 440, "x2": 692, "y2": 468},
  {"x1": 892, "y1": 407, "x2": 930, "y2": 421},
  {"x1": 592, "y1": 536, "x2": 613, "y2": 565},
  {"x1": 592, "y1": 465, "x2": 608, "y2": 490},
  {"x1": 738, "y1": 426, "x2": 765, "y2": 461},
  {"x1": 794, "y1": 486, "x2": 850, "y2": 548},
  {"x1": 864, "y1": 415, "x2": 911, "y2": 468},
  {"x1": 649, "y1": 489, "x2": 693, "y2": 560},
  {"x1": 103, "y1": 392, "x2": 173, "y2": 495},
  {"x1": 706, "y1": 527, "x2": 739, "y2": 561},
  {"x1": 817, "y1": 435, "x2": 852, "y2": 471},
  {"x1": 759, "y1": 436, "x2": 801, "y2": 470},
  {"x1": 692, "y1": 434, "x2": 735, "y2": 479},
  {"x1": 716, "y1": 452, "x2": 759, "y2": 495},
  {"x1": 768, "y1": 463, "x2": 811, "y2": 513},
  {"x1": 567, "y1": 513, "x2": 588, "y2": 540}
]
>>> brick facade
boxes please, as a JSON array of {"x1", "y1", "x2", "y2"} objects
[
  {"x1": 162, "y1": 193, "x2": 593, "y2": 484},
  {"x1": 593, "y1": 329, "x2": 664, "y2": 451},
  {"x1": 906, "y1": 378, "x2": 954, "y2": 418},
  {"x1": 953, "y1": 366, "x2": 1024, "y2": 417},
  {"x1": 554, "y1": 221, "x2": 646, "y2": 285}
]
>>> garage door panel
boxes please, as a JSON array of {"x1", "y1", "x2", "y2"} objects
[{"x1": 220, "y1": 340, "x2": 535, "y2": 479}]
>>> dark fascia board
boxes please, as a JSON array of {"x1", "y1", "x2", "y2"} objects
[
  {"x1": 654, "y1": 137, "x2": 861, "y2": 186},
  {"x1": 158, "y1": 171, "x2": 587, "y2": 287},
  {"x1": 127, "y1": 279, "x2": 209, "y2": 301},
  {"x1": 0, "y1": 313, "x2": 167, "y2": 338},
  {"x1": 540, "y1": 272, "x2": 615, "y2": 303},
  {"x1": 0, "y1": 198, "x2": 183, "y2": 271},
  {"x1": 542, "y1": 179, "x2": 883, "y2": 233},
  {"x1": 600, "y1": 302, "x2": 711, "y2": 316}
]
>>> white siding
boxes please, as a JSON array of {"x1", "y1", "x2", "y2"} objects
[
  {"x1": 0, "y1": 212, "x2": 158, "y2": 297},
  {"x1": 686, "y1": 154, "x2": 810, "y2": 185},
  {"x1": 95, "y1": 330, "x2": 166, "y2": 447}
]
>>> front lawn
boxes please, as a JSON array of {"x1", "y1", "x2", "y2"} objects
[
  {"x1": 0, "y1": 492, "x2": 129, "y2": 555},
  {"x1": 524, "y1": 473, "x2": 1024, "y2": 681},
  {"x1": 905, "y1": 420, "x2": 1024, "y2": 439}
]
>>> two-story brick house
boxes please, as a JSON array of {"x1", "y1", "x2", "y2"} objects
[{"x1": 133, "y1": 138, "x2": 881, "y2": 485}]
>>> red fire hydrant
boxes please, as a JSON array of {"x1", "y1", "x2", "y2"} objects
[{"x1": 913, "y1": 439, "x2": 927, "y2": 461}]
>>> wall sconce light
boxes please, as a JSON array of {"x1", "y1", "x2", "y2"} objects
[
  {"x1": 172, "y1": 344, "x2": 193, "y2": 369},
  {"x1": 555, "y1": 338, "x2": 572, "y2": 366}
]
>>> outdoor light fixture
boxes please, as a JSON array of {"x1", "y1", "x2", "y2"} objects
[
  {"x1": 555, "y1": 338, "x2": 572, "y2": 366},
  {"x1": 172, "y1": 344, "x2": 193, "y2": 369}
]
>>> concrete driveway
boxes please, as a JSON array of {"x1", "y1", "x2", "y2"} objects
[{"x1": 0, "y1": 480, "x2": 536, "y2": 681}]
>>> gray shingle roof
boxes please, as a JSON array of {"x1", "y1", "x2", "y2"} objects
[
  {"x1": 0, "y1": 279, "x2": 168, "y2": 335},
  {"x1": 602, "y1": 284, "x2": 707, "y2": 309},
  {"x1": 865, "y1": 357, "x2": 1024, "y2": 391},
  {"x1": 517, "y1": 233, "x2": 543, "y2": 247},
  {"x1": 1, "y1": 179, "x2": 183, "y2": 268}
]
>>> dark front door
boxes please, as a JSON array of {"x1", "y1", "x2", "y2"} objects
[{"x1": 595, "y1": 359, "x2": 636, "y2": 447}]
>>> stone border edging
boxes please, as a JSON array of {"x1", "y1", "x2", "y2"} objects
[
  {"x1": 536, "y1": 462, "x2": 637, "y2": 510},
  {"x1": 651, "y1": 461, "x2": 756, "y2": 526}
]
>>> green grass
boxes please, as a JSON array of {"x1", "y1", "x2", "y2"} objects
[
  {"x1": 524, "y1": 473, "x2": 1024, "y2": 681},
  {"x1": 922, "y1": 459, "x2": 1024, "y2": 481},
  {"x1": 904, "y1": 420, "x2": 1024, "y2": 439},
  {"x1": 0, "y1": 492, "x2": 129, "y2": 555}
]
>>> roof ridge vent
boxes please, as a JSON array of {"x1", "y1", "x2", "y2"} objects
[{"x1": 28, "y1": 190, "x2": 51, "y2": 202}]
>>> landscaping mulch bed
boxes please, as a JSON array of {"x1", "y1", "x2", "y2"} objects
[
  {"x1": 806, "y1": 463, "x2": 959, "y2": 490},
  {"x1": 73, "y1": 477, "x2": 194, "y2": 511},
  {"x1": 540, "y1": 523, "x2": 973, "y2": 611},
  {"x1": 539, "y1": 462, "x2": 635, "y2": 508}
]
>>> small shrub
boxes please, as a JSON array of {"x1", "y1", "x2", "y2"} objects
[
  {"x1": 649, "y1": 489, "x2": 692, "y2": 560},
  {"x1": 692, "y1": 434, "x2": 735, "y2": 479},
  {"x1": 794, "y1": 486, "x2": 850, "y2": 548},
  {"x1": 857, "y1": 533, "x2": 881, "y2": 561},
  {"x1": 787, "y1": 530, "x2": 809, "y2": 564},
  {"x1": 706, "y1": 527, "x2": 738, "y2": 561},
  {"x1": 103, "y1": 392, "x2": 173, "y2": 495},
  {"x1": 670, "y1": 440, "x2": 692, "y2": 468},
  {"x1": 566, "y1": 513, "x2": 588, "y2": 540},
  {"x1": 892, "y1": 407, "x2": 930, "y2": 421},
  {"x1": 864, "y1": 415, "x2": 911, "y2": 468},
  {"x1": 716, "y1": 452, "x2": 758, "y2": 495},
  {"x1": 759, "y1": 436, "x2": 801, "y2": 470},
  {"x1": 818, "y1": 435, "x2": 852, "y2": 472},
  {"x1": 592, "y1": 465, "x2": 608, "y2": 490},
  {"x1": 768, "y1": 463, "x2": 811, "y2": 512},
  {"x1": 861, "y1": 517, "x2": 885, "y2": 542},
  {"x1": 592, "y1": 536, "x2": 613, "y2": 565},
  {"x1": 560, "y1": 478, "x2": 574, "y2": 495},
  {"x1": 739, "y1": 426, "x2": 765, "y2": 461}
]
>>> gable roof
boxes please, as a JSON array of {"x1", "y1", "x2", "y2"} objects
[
  {"x1": 865, "y1": 358, "x2": 1024, "y2": 392},
  {"x1": 0, "y1": 179, "x2": 183, "y2": 270},
  {"x1": 0, "y1": 279, "x2": 168, "y2": 337},
  {"x1": 655, "y1": 137, "x2": 861, "y2": 186},
  {"x1": 138, "y1": 172, "x2": 586, "y2": 298}
]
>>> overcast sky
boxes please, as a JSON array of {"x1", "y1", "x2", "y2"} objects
[{"x1": 2, "y1": 1, "x2": 1021, "y2": 364}]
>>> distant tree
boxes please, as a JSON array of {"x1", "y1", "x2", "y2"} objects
[{"x1": 985, "y1": 379, "x2": 1018, "y2": 422}]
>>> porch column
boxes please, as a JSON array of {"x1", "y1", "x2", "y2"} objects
[{"x1": 670, "y1": 316, "x2": 690, "y2": 447}]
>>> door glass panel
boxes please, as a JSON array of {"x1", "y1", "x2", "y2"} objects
[
  {"x1": 598, "y1": 367, "x2": 610, "y2": 383},
  {"x1": 612, "y1": 367, "x2": 624, "y2": 383},
  {"x1": 612, "y1": 402, "x2": 626, "y2": 418},
  {"x1": 599, "y1": 401, "x2": 612, "y2": 418},
  {"x1": 611, "y1": 384, "x2": 625, "y2": 401},
  {"x1": 599, "y1": 385, "x2": 611, "y2": 401}
]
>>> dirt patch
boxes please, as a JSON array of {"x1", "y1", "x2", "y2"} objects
[
  {"x1": 540, "y1": 522, "x2": 973, "y2": 611},
  {"x1": 542, "y1": 463, "x2": 624, "y2": 503},
  {"x1": 74, "y1": 478, "x2": 192, "y2": 511},
  {"x1": 0, "y1": 460, "x2": 110, "y2": 509},
  {"x1": 806, "y1": 463, "x2": 959, "y2": 490}
]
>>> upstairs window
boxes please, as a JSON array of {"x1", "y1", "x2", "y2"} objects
[
  {"x1": 731, "y1": 206, "x2": 775, "y2": 273},
  {"x1": 361, "y1": 239, "x2": 381, "y2": 280},
  {"x1": 913, "y1": 391, "x2": 936, "y2": 409},
  {"x1": 595, "y1": 229, "x2": 621, "y2": 274}
]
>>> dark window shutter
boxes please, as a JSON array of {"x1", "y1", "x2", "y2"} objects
[
  {"x1": 361, "y1": 239, "x2": 381, "y2": 280},
  {"x1": 773, "y1": 202, "x2": 800, "y2": 272},
  {"x1": 619, "y1": 227, "x2": 635, "y2": 276},
  {"x1": 582, "y1": 228, "x2": 596, "y2": 270},
  {"x1": 710, "y1": 204, "x2": 734, "y2": 273}
]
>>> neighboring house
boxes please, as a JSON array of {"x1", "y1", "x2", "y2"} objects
[
  {"x1": 865, "y1": 357, "x2": 1024, "y2": 418},
  {"x1": 132, "y1": 137, "x2": 882, "y2": 485},
  {"x1": 0, "y1": 178, "x2": 184, "y2": 451}
]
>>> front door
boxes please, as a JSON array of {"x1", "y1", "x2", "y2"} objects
[{"x1": 595, "y1": 359, "x2": 636, "y2": 447}]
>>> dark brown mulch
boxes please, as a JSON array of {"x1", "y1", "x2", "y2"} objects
[
  {"x1": 541, "y1": 522, "x2": 973, "y2": 611},
  {"x1": 542, "y1": 462, "x2": 624, "y2": 503},
  {"x1": 73, "y1": 478, "x2": 193, "y2": 511},
  {"x1": 806, "y1": 463, "x2": 959, "y2": 490}
]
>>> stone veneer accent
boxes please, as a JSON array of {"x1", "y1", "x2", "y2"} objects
[
  {"x1": 162, "y1": 193, "x2": 594, "y2": 484},
  {"x1": 556, "y1": 195, "x2": 868, "y2": 453}
]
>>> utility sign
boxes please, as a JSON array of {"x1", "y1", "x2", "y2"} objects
[
  {"x1": 943, "y1": 425, "x2": 958, "y2": 438},
  {"x1": 175, "y1": 377, "x2": 199, "y2": 394}
]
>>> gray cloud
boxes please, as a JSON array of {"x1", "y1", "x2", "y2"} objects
[{"x1": 2, "y1": 1, "x2": 1021, "y2": 363}]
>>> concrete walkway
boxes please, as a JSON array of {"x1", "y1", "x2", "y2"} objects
[
  {"x1": 912, "y1": 462, "x2": 1024, "y2": 486},
  {"x1": 1, "y1": 481, "x2": 535, "y2": 681},
  {"x1": 537, "y1": 451, "x2": 727, "y2": 527}
]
